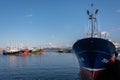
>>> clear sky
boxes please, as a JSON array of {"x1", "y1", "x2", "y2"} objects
[{"x1": 0, "y1": 0, "x2": 120, "y2": 48}]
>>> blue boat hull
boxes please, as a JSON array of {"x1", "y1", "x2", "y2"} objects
[{"x1": 73, "y1": 38, "x2": 116, "y2": 80}]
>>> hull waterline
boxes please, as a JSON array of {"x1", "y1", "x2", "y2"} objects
[{"x1": 80, "y1": 67, "x2": 105, "y2": 80}]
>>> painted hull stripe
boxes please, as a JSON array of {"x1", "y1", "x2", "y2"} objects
[
  {"x1": 82, "y1": 67, "x2": 105, "y2": 71},
  {"x1": 78, "y1": 50, "x2": 111, "y2": 56}
]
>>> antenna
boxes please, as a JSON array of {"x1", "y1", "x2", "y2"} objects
[
  {"x1": 87, "y1": 4, "x2": 99, "y2": 37},
  {"x1": 95, "y1": 9, "x2": 98, "y2": 15}
]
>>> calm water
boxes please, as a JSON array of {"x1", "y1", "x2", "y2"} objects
[{"x1": 0, "y1": 52, "x2": 80, "y2": 80}]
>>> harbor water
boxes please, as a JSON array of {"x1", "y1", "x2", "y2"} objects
[{"x1": 0, "y1": 52, "x2": 80, "y2": 80}]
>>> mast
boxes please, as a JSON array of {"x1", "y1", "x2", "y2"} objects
[{"x1": 87, "y1": 4, "x2": 99, "y2": 37}]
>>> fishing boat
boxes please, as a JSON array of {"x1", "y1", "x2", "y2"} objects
[
  {"x1": 3, "y1": 47, "x2": 20, "y2": 55},
  {"x1": 32, "y1": 49, "x2": 44, "y2": 54},
  {"x1": 3, "y1": 47, "x2": 29, "y2": 56},
  {"x1": 72, "y1": 4, "x2": 117, "y2": 80}
]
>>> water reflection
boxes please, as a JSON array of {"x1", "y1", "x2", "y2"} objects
[
  {"x1": 8, "y1": 56, "x2": 17, "y2": 68},
  {"x1": 0, "y1": 52, "x2": 80, "y2": 80}
]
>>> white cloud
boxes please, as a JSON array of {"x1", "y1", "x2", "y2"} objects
[
  {"x1": 110, "y1": 27, "x2": 120, "y2": 32},
  {"x1": 25, "y1": 14, "x2": 32, "y2": 17},
  {"x1": 116, "y1": 9, "x2": 120, "y2": 13},
  {"x1": 101, "y1": 31, "x2": 108, "y2": 35}
]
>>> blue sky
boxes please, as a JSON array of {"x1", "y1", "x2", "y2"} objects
[{"x1": 0, "y1": 0, "x2": 120, "y2": 48}]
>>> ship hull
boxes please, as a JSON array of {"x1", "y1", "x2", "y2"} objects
[
  {"x1": 3, "y1": 50, "x2": 29, "y2": 56},
  {"x1": 80, "y1": 67, "x2": 105, "y2": 80},
  {"x1": 3, "y1": 50, "x2": 24, "y2": 55},
  {"x1": 73, "y1": 38, "x2": 116, "y2": 80}
]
